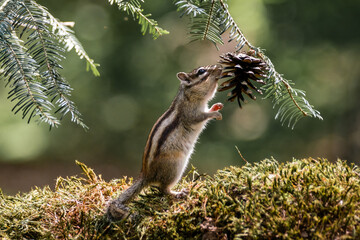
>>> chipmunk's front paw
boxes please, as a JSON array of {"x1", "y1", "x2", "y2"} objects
[
  {"x1": 106, "y1": 200, "x2": 130, "y2": 222},
  {"x1": 213, "y1": 112, "x2": 222, "y2": 120},
  {"x1": 210, "y1": 103, "x2": 223, "y2": 112}
]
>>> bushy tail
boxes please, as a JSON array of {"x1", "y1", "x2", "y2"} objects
[
  {"x1": 107, "y1": 177, "x2": 147, "y2": 221},
  {"x1": 117, "y1": 177, "x2": 146, "y2": 204}
]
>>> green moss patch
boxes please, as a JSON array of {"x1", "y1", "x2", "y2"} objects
[{"x1": 1, "y1": 158, "x2": 359, "y2": 239}]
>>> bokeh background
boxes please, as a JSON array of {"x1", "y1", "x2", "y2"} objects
[{"x1": 0, "y1": 0, "x2": 359, "y2": 194}]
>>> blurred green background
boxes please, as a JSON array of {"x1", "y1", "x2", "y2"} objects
[{"x1": 0, "y1": 0, "x2": 359, "y2": 194}]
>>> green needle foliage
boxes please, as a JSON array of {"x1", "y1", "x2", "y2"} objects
[
  {"x1": 31, "y1": 1, "x2": 100, "y2": 77},
  {"x1": 0, "y1": 0, "x2": 321, "y2": 129},
  {"x1": 176, "y1": 0, "x2": 323, "y2": 128},
  {"x1": 1, "y1": 158, "x2": 359, "y2": 239},
  {"x1": 0, "y1": 0, "x2": 100, "y2": 128},
  {"x1": 0, "y1": 0, "x2": 169, "y2": 128},
  {"x1": 108, "y1": 0, "x2": 169, "y2": 39},
  {"x1": 177, "y1": 0, "x2": 225, "y2": 45}
]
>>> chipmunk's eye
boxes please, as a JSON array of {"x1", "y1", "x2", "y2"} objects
[{"x1": 197, "y1": 68, "x2": 206, "y2": 75}]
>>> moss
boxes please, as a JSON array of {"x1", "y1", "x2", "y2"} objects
[{"x1": 0, "y1": 158, "x2": 359, "y2": 239}]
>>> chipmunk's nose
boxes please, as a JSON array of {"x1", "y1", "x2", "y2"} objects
[
  {"x1": 212, "y1": 64, "x2": 223, "y2": 70},
  {"x1": 210, "y1": 64, "x2": 223, "y2": 80}
]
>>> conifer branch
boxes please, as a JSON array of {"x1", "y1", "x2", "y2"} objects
[
  {"x1": 0, "y1": 0, "x2": 89, "y2": 128},
  {"x1": 202, "y1": 0, "x2": 215, "y2": 41},
  {"x1": 108, "y1": 0, "x2": 169, "y2": 39},
  {"x1": 175, "y1": 0, "x2": 205, "y2": 17},
  {"x1": 218, "y1": 0, "x2": 250, "y2": 50},
  {"x1": 176, "y1": 0, "x2": 323, "y2": 128},
  {"x1": 0, "y1": 0, "x2": 168, "y2": 128},
  {"x1": 1, "y1": 35, "x2": 59, "y2": 127},
  {"x1": 218, "y1": 0, "x2": 321, "y2": 127},
  {"x1": 282, "y1": 79, "x2": 308, "y2": 117},
  {"x1": 17, "y1": 0, "x2": 87, "y2": 129},
  {"x1": 0, "y1": 0, "x2": 11, "y2": 11},
  {"x1": 178, "y1": 0, "x2": 224, "y2": 45},
  {"x1": 0, "y1": 0, "x2": 58, "y2": 126},
  {"x1": 31, "y1": 0, "x2": 100, "y2": 77}
]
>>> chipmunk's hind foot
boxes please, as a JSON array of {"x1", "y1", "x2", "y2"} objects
[{"x1": 106, "y1": 200, "x2": 130, "y2": 222}]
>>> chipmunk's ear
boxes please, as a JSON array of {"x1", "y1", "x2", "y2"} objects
[{"x1": 177, "y1": 72, "x2": 190, "y2": 85}]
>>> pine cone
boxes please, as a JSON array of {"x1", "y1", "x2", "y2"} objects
[{"x1": 218, "y1": 51, "x2": 268, "y2": 107}]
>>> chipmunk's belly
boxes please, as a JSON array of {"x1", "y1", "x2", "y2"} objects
[
  {"x1": 168, "y1": 121, "x2": 206, "y2": 156},
  {"x1": 147, "y1": 121, "x2": 207, "y2": 186}
]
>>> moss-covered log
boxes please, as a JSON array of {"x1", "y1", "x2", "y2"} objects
[{"x1": 1, "y1": 158, "x2": 359, "y2": 239}]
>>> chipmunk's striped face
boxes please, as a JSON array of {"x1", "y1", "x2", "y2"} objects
[
  {"x1": 177, "y1": 65, "x2": 222, "y2": 86},
  {"x1": 177, "y1": 65, "x2": 222, "y2": 99}
]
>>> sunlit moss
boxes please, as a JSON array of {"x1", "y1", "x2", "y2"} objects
[{"x1": 1, "y1": 158, "x2": 359, "y2": 239}]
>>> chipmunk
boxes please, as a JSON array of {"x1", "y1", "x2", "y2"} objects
[{"x1": 107, "y1": 64, "x2": 223, "y2": 221}]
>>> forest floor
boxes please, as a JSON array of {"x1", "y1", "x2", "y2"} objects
[{"x1": 1, "y1": 158, "x2": 359, "y2": 239}]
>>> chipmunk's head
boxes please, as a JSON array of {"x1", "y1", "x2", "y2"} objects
[{"x1": 177, "y1": 64, "x2": 222, "y2": 101}]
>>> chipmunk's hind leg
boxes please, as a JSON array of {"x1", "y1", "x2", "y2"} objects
[
  {"x1": 159, "y1": 183, "x2": 189, "y2": 199},
  {"x1": 148, "y1": 155, "x2": 189, "y2": 199}
]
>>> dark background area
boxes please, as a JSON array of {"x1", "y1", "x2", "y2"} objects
[{"x1": 0, "y1": 0, "x2": 359, "y2": 194}]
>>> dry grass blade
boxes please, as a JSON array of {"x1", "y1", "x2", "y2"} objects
[{"x1": 0, "y1": 158, "x2": 359, "y2": 239}]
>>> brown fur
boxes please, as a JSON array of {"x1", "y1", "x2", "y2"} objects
[{"x1": 107, "y1": 65, "x2": 223, "y2": 221}]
